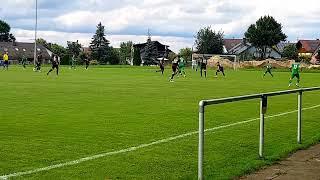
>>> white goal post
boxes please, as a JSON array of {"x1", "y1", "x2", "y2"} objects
[
  {"x1": 197, "y1": 87, "x2": 320, "y2": 180},
  {"x1": 192, "y1": 53, "x2": 239, "y2": 70}
]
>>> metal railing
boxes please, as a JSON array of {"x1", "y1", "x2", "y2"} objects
[{"x1": 198, "y1": 87, "x2": 320, "y2": 180}]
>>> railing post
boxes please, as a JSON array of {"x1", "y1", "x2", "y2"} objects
[
  {"x1": 259, "y1": 96, "x2": 266, "y2": 158},
  {"x1": 298, "y1": 91, "x2": 302, "y2": 144},
  {"x1": 198, "y1": 101, "x2": 205, "y2": 180}
]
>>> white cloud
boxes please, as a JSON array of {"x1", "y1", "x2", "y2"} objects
[{"x1": 3, "y1": 0, "x2": 320, "y2": 50}]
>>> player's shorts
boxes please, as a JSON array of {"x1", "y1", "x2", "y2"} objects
[
  {"x1": 52, "y1": 64, "x2": 59, "y2": 69},
  {"x1": 217, "y1": 67, "x2": 224, "y2": 72},
  {"x1": 172, "y1": 63, "x2": 178, "y2": 72},
  {"x1": 179, "y1": 67, "x2": 185, "y2": 71},
  {"x1": 160, "y1": 65, "x2": 164, "y2": 70},
  {"x1": 291, "y1": 73, "x2": 300, "y2": 79},
  {"x1": 201, "y1": 63, "x2": 207, "y2": 70},
  {"x1": 3, "y1": 61, "x2": 8, "y2": 65}
]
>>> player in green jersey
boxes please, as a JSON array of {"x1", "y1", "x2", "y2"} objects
[
  {"x1": 21, "y1": 54, "x2": 27, "y2": 69},
  {"x1": 178, "y1": 57, "x2": 186, "y2": 77},
  {"x1": 263, "y1": 61, "x2": 273, "y2": 77},
  {"x1": 289, "y1": 62, "x2": 301, "y2": 87}
]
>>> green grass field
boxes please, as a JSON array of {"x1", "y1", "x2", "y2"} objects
[{"x1": 1, "y1": 65, "x2": 320, "y2": 180}]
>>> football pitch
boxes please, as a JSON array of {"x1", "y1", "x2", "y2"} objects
[{"x1": 1, "y1": 66, "x2": 320, "y2": 179}]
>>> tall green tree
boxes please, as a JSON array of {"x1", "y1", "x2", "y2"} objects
[
  {"x1": 195, "y1": 26, "x2": 224, "y2": 54},
  {"x1": 143, "y1": 37, "x2": 158, "y2": 65},
  {"x1": 0, "y1": 20, "x2": 15, "y2": 42},
  {"x1": 119, "y1": 41, "x2": 133, "y2": 65},
  {"x1": 179, "y1": 47, "x2": 192, "y2": 62},
  {"x1": 133, "y1": 47, "x2": 142, "y2": 66},
  {"x1": 245, "y1": 15, "x2": 287, "y2": 59},
  {"x1": 282, "y1": 44, "x2": 298, "y2": 60},
  {"x1": 90, "y1": 22, "x2": 110, "y2": 63}
]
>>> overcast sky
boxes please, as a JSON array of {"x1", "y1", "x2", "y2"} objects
[{"x1": 1, "y1": 0, "x2": 320, "y2": 52}]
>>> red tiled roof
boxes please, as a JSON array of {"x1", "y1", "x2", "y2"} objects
[
  {"x1": 223, "y1": 39, "x2": 242, "y2": 52},
  {"x1": 297, "y1": 40, "x2": 320, "y2": 53}
]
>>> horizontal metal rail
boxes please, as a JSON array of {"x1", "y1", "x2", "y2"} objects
[
  {"x1": 198, "y1": 87, "x2": 320, "y2": 180},
  {"x1": 201, "y1": 87, "x2": 320, "y2": 106}
]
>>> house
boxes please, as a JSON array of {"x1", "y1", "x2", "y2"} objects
[
  {"x1": 275, "y1": 42, "x2": 295, "y2": 54},
  {"x1": 311, "y1": 44, "x2": 320, "y2": 64},
  {"x1": 133, "y1": 41, "x2": 173, "y2": 66},
  {"x1": 0, "y1": 42, "x2": 52, "y2": 63},
  {"x1": 223, "y1": 38, "x2": 282, "y2": 60},
  {"x1": 296, "y1": 39, "x2": 320, "y2": 57}
]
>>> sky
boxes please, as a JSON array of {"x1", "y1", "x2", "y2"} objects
[{"x1": 1, "y1": 0, "x2": 320, "y2": 52}]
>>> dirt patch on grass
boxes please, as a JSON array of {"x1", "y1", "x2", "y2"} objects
[{"x1": 239, "y1": 143, "x2": 320, "y2": 180}]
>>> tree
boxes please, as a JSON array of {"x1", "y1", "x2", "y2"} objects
[
  {"x1": 0, "y1": 20, "x2": 15, "y2": 42},
  {"x1": 133, "y1": 47, "x2": 142, "y2": 66},
  {"x1": 282, "y1": 44, "x2": 298, "y2": 60},
  {"x1": 36, "y1": 38, "x2": 48, "y2": 47},
  {"x1": 245, "y1": 15, "x2": 287, "y2": 59},
  {"x1": 143, "y1": 37, "x2": 158, "y2": 65},
  {"x1": 67, "y1": 40, "x2": 82, "y2": 57},
  {"x1": 168, "y1": 52, "x2": 176, "y2": 62},
  {"x1": 49, "y1": 43, "x2": 67, "y2": 57},
  {"x1": 119, "y1": 41, "x2": 133, "y2": 65},
  {"x1": 108, "y1": 47, "x2": 120, "y2": 65},
  {"x1": 179, "y1": 47, "x2": 192, "y2": 62},
  {"x1": 195, "y1": 26, "x2": 224, "y2": 54},
  {"x1": 90, "y1": 22, "x2": 110, "y2": 63}
]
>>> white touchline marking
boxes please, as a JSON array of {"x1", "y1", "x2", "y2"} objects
[{"x1": 1, "y1": 104, "x2": 320, "y2": 179}]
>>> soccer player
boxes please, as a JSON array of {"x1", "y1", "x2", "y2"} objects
[
  {"x1": 200, "y1": 56, "x2": 207, "y2": 78},
  {"x1": 169, "y1": 55, "x2": 180, "y2": 82},
  {"x1": 263, "y1": 61, "x2": 273, "y2": 77},
  {"x1": 215, "y1": 62, "x2": 225, "y2": 77},
  {"x1": 84, "y1": 57, "x2": 90, "y2": 70},
  {"x1": 3, "y1": 51, "x2": 9, "y2": 70},
  {"x1": 34, "y1": 53, "x2": 42, "y2": 72},
  {"x1": 47, "y1": 54, "x2": 59, "y2": 76},
  {"x1": 178, "y1": 57, "x2": 186, "y2": 77},
  {"x1": 21, "y1": 54, "x2": 27, "y2": 69},
  {"x1": 70, "y1": 55, "x2": 76, "y2": 70},
  {"x1": 156, "y1": 58, "x2": 165, "y2": 75},
  {"x1": 289, "y1": 61, "x2": 301, "y2": 87}
]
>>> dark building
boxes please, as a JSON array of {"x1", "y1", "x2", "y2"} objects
[
  {"x1": 133, "y1": 41, "x2": 173, "y2": 65},
  {"x1": 0, "y1": 42, "x2": 52, "y2": 63}
]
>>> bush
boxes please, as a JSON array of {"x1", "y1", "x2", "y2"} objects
[
  {"x1": 60, "y1": 54, "x2": 71, "y2": 65},
  {"x1": 298, "y1": 55, "x2": 311, "y2": 63},
  {"x1": 90, "y1": 60, "x2": 99, "y2": 65}
]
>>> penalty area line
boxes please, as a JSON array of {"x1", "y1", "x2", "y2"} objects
[{"x1": 1, "y1": 104, "x2": 320, "y2": 179}]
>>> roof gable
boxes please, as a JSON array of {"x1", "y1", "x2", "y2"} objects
[
  {"x1": 223, "y1": 39, "x2": 242, "y2": 52},
  {"x1": 297, "y1": 40, "x2": 320, "y2": 53}
]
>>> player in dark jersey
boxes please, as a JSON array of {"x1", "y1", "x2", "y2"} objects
[
  {"x1": 169, "y1": 55, "x2": 180, "y2": 82},
  {"x1": 156, "y1": 59, "x2": 165, "y2": 75},
  {"x1": 47, "y1": 54, "x2": 59, "y2": 76},
  {"x1": 84, "y1": 57, "x2": 90, "y2": 70},
  {"x1": 200, "y1": 56, "x2": 207, "y2": 78},
  {"x1": 263, "y1": 61, "x2": 273, "y2": 77},
  {"x1": 215, "y1": 62, "x2": 225, "y2": 77}
]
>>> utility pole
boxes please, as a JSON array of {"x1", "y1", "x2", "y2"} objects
[{"x1": 34, "y1": 0, "x2": 38, "y2": 65}]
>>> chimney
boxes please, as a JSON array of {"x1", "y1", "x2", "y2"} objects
[{"x1": 242, "y1": 38, "x2": 247, "y2": 44}]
